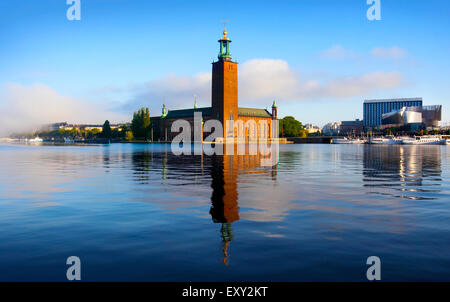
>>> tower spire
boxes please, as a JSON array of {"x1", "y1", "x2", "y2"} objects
[
  {"x1": 161, "y1": 104, "x2": 167, "y2": 118},
  {"x1": 194, "y1": 94, "x2": 198, "y2": 109},
  {"x1": 218, "y1": 21, "x2": 232, "y2": 61}
]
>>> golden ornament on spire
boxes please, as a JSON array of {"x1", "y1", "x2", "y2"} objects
[
  {"x1": 220, "y1": 20, "x2": 230, "y2": 40},
  {"x1": 222, "y1": 29, "x2": 228, "y2": 39}
]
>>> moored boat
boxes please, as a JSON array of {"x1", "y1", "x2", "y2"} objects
[
  {"x1": 369, "y1": 135, "x2": 404, "y2": 145},
  {"x1": 27, "y1": 136, "x2": 43, "y2": 143},
  {"x1": 401, "y1": 135, "x2": 447, "y2": 145},
  {"x1": 332, "y1": 137, "x2": 365, "y2": 144}
]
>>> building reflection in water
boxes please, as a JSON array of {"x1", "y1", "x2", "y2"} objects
[
  {"x1": 209, "y1": 144, "x2": 277, "y2": 265},
  {"x1": 363, "y1": 145, "x2": 442, "y2": 200},
  {"x1": 132, "y1": 150, "x2": 153, "y2": 184},
  {"x1": 209, "y1": 154, "x2": 239, "y2": 265},
  {"x1": 102, "y1": 146, "x2": 111, "y2": 172},
  {"x1": 130, "y1": 144, "x2": 278, "y2": 265}
]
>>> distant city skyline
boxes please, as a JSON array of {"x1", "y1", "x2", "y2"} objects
[{"x1": 0, "y1": 0, "x2": 449, "y2": 135}]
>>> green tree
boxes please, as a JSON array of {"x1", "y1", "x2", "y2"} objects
[
  {"x1": 69, "y1": 127, "x2": 79, "y2": 138},
  {"x1": 86, "y1": 128, "x2": 101, "y2": 139},
  {"x1": 102, "y1": 120, "x2": 112, "y2": 138},
  {"x1": 125, "y1": 131, "x2": 134, "y2": 141},
  {"x1": 131, "y1": 108, "x2": 151, "y2": 140},
  {"x1": 111, "y1": 124, "x2": 128, "y2": 139},
  {"x1": 131, "y1": 111, "x2": 142, "y2": 138},
  {"x1": 279, "y1": 116, "x2": 305, "y2": 137}
]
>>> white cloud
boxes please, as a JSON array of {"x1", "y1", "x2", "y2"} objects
[
  {"x1": 319, "y1": 45, "x2": 409, "y2": 61},
  {"x1": 147, "y1": 72, "x2": 211, "y2": 107},
  {"x1": 122, "y1": 72, "x2": 211, "y2": 114},
  {"x1": 319, "y1": 45, "x2": 359, "y2": 60},
  {"x1": 122, "y1": 58, "x2": 405, "y2": 111},
  {"x1": 322, "y1": 71, "x2": 405, "y2": 98},
  {"x1": 239, "y1": 59, "x2": 298, "y2": 100},
  {"x1": 0, "y1": 59, "x2": 405, "y2": 136},
  {"x1": 371, "y1": 46, "x2": 408, "y2": 60},
  {"x1": 238, "y1": 59, "x2": 404, "y2": 102},
  {"x1": 0, "y1": 83, "x2": 127, "y2": 136}
]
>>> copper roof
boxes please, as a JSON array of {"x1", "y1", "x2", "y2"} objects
[{"x1": 238, "y1": 107, "x2": 272, "y2": 118}]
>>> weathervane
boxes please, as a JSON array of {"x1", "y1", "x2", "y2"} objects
[
  {"x1": 220, "y1": 20, "x2": 230, "y2": 39},
  {"x1": 221, "y1": 20, "x2": 230, "y2": 30}
]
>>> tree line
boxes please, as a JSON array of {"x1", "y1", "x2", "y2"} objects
[
  {"x1": 278, "y1": 116, "x2": 307, "y2": 138},
  {"x1": 97, "y1": 107, "x2": 152, "y2": 141},
  {"x1": 14, "y1": 108, "x2": 310, "y2": 141}
]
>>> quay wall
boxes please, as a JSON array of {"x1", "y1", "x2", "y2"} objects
[{"x1": 287, "y1": 137, "x2": 333, "y2": 144}]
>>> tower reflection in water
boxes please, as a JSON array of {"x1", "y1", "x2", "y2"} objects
[
  {"x1": 130, "y1": 144, "x2": 278, "y2": 265},
  {"x1": 209, "y1": 154, "x2": 238, "y2": 265},
  {"x1": 363, "y1": 145, "x2": 442, "y2": 200},
  {"x1": 209, "y1": 144, "x2": 277, "y2": 265}
]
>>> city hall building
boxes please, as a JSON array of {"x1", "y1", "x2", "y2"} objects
[
  {"x1": 150, "y1": 29, "x2": 278, "y2": 142},
  {"x1": 363, "y1": 97, "x2": 423, "y2": 128}
]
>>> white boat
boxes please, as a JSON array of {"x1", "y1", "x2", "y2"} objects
[
  {"x1": 27, "y1": 136, "x2": 43, "y2": 143},
  {"x1": 401, "y1": 135, "x2": 447, "y2": 145},
  {"x1": 332, "y1": 137, "x2": 365, "y2": 144},
  {"x1": 64, "y1": 137, "x2": 74, "y2": 143},
  {"x1": 369, "y1": 135, "x2": 404, "y2": 145}
]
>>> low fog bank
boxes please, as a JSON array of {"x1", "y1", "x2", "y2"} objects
[{"x1": 0, "y1": 83, "x2": 127, "y2": 137}]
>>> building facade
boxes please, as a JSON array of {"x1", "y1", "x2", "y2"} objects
[
  {"x1": 381, "y1": 105, "x2": 442, "y2": 129},
  {"x1": 151, "y1": 29, "x2": 277, "y2": 142},
  {"x1": 304, "y1": 124, "x2": 321, "y2": 134},
  {"x1": 340, "y1": 119, "x2": 364, "y2": 136},
  {"x1": 363, "y1": 98, "x2": 423, "y2": 128},
  {"x1": 322, "y1": 122, "x2": 341, "y2": 136}
]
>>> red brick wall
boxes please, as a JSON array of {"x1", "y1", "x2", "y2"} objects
[
  {"x1": 235, "y1": 116, "x2": 273, "y2": 139},
  {"x1": 212, "y1": 60, "x2": 238, "y2": 136}
]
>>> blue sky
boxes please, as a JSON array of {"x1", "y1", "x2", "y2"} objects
[{"x1": 0, "y1": 0, "x2": 449, "y2": 132}]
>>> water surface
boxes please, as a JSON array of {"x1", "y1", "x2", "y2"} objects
[{"x1": 0, "y1": 143, "x2": 449, "y2": 281}]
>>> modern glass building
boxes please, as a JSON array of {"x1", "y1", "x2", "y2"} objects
[
  {"x1": 382, "y1": 105, "x2": 442, "y2": 128},
  {"x1": 363, "y1": 98, "x2": 423, "y2": 127}
]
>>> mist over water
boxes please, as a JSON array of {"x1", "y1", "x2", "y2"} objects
[
  {"x1": 0, "y1": 83, "x2": 127, "y2": 137},
  {"x1": 0, "y1": 143, "x2": 449, "y2": 281}
]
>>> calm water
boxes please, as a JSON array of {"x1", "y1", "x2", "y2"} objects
[{"x1": 0, "y1": 143, "x2": 449, "y2": 281}]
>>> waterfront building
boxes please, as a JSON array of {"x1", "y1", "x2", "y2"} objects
[
  {"x1": 67, "y1": 124, "x2": 122, "y2": 131},
  {"x1": 305, "y1": 124, "x2": 321, "y2": 134},
  {"x1": 41, "y1": 123, "x2": 124, "y2": 132},
  {"x1": 363, "y1": 98, "x2": 423, "y2": 128},
  {"x1": 440, "y1": 122, "x2": 450, "y2": 131},
  {"x1": 340, "y1": 119, "x2": 364, "y2": 136},
  {"x1": 381, "y1": 105, "x2": 442, "y2": 130},
  {"x1": 150, "y1": 29, "x2": 277, "y2": 142},
  {"x1": 322, "y1": 122, "x2": 341, "y2": 136}
]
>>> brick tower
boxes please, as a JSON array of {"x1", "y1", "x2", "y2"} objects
[{"x1": 211, "y1": 28, "x2": 238, "y2": 138}]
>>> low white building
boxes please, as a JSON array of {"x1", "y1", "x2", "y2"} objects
[
  {"x1": 322, "y1": 122, "x2": 341, "y2": 136},
  {"x1": 305, "y1": 124, "x2": 321, "y2": 134}
]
